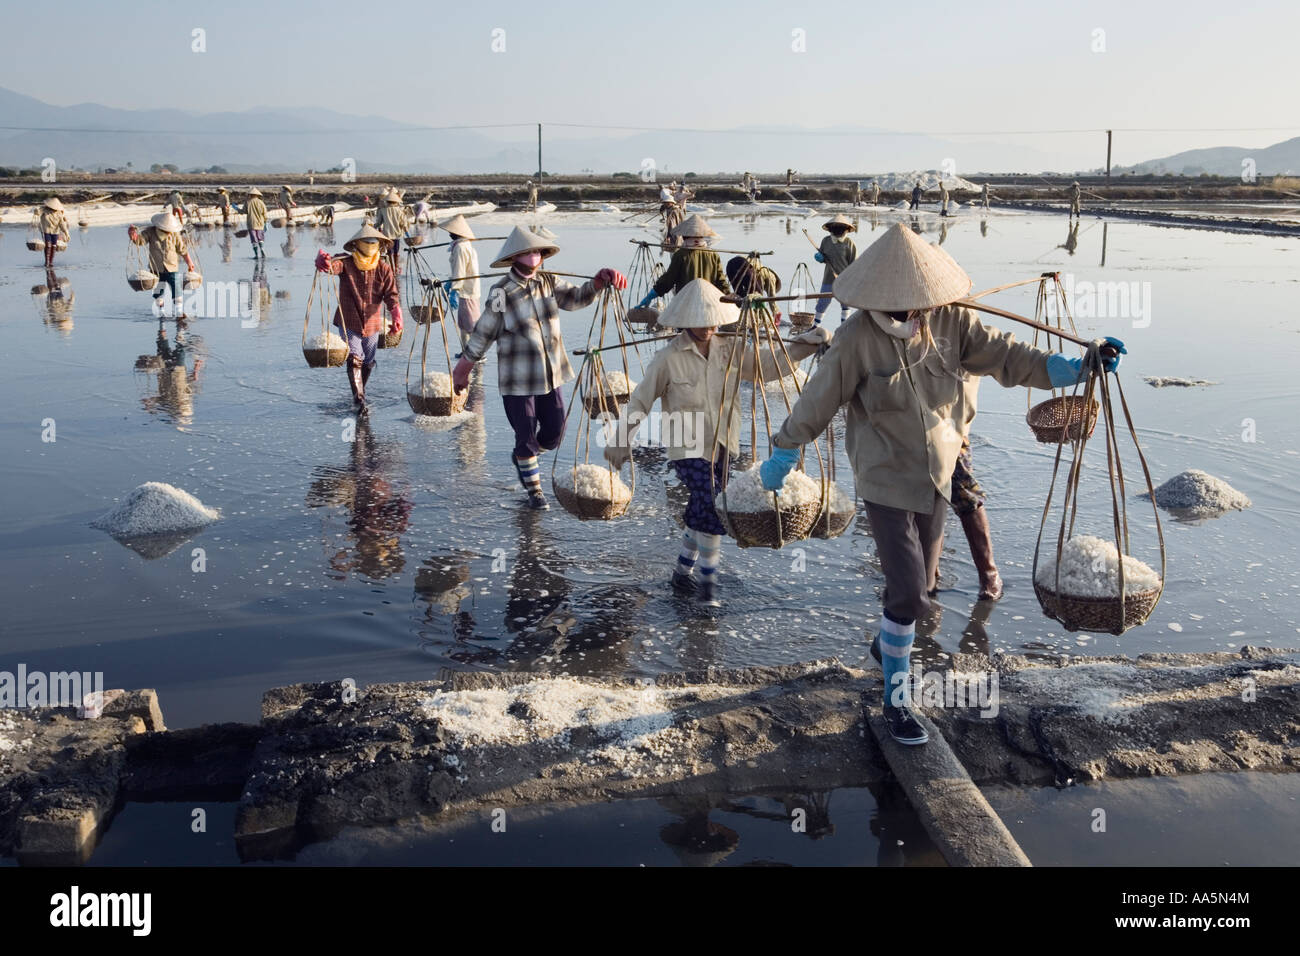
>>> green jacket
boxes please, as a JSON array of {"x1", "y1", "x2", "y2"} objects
[
  {"x1": 652, "y1": 248, "x2": 731, "y2": 298},
  {"x1": 819, "y1": 234, "x2": 856, "y2": 285}
]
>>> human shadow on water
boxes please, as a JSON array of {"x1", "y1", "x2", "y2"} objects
[
  {"x1": 31, "y1": 268, "x2": 75, "y2": 334},
  {"x1": 305, "y1": 415, "x2": 412, "y2": 583},
  {"x1": 138, "y1": 320, "x2": 204, "y2": 426}
]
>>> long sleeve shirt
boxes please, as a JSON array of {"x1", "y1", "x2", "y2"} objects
[
  {"x1": 325, "y1": 256, "x2": 400, "y2": 337},
  {"x1": 652, "y1": 248, "x2": 731, "y2": 298},
  {"x1": 39, "y1": 210, "x2": 69, "y2": 239},
  {"x1": 615, "y1": 331, "x2": 822, "y2": 461},
  {"x1": 377, "y1": 204, "x2": 410, "y2": 240},
  {"x1": 447, "y1": 239, "x2": 480, "y2": 298},
  {"x1": 773, "y1": 304, "x2": 1054, "y2": 513},
  {"x1": 131, "y1": 226, "x2": 189, "y2": 273},
  {"x1": 818, "y1": 234, "x2": 856, "y2": 285},
  {"x1": 462, "y1": 271, "x2": 597, "y2": 396},
  {"x1": 246, "y1": 197, "x2": 268, "y2": 230}
]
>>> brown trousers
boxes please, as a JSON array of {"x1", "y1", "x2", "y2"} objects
[{"x1": 864, "y1": 489, "x2": 947, "y2": 623}]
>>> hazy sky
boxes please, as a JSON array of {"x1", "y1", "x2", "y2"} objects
[{"x1": 4, "y1": 0, "x2": 1297, "y2": 165}]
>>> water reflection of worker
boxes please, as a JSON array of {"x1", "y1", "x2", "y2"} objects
[
  {"x1": 220, "y1": 224, "x2": 234, "y2": 263},
  {"x1": 144, "y1": 323, "x2": 203, "y2": 424},
  {"x1": 658, "y1": 796, "x2": 740, "y2": 867},
  {"x1": 979, "y1": 219, "x2": 988, "y2": 238},
  {"x1": 1060, "y1": 221, "x2": 1080, "y2": 256},
  {"x1": 251, "y1": 258, "x2": 272, "y2": 323},
  {"x1": 308, "y1": 416, "x2": 412, "y2": 582},
  {"x1": 34, "y1": 269, "x2": 75, "y2": 331},
  {"x1": 281, "y1": 225, "x2": 298, "y2": 259}
]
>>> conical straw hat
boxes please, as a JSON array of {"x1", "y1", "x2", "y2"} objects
[
  {"x1": 671, "y1": 214, "x2": 718, "y2": 240},
  {"x1": 822, "y1": 213, "x2": 855, "y2": 232},
  {"x1": 151, "y1": 212, "x2": 182, "y2": 234},
  {"x1": 343, "y1": 223, "x2": 392, "y2": 252},
  {"x1": 386, "y1": 190, "x2": 403, "y2": 204},
  {"x1": 439, "y1": 214, "x2": 475, "y2": 240},
  {"x1": 832, "y1": 222, "x2": 971, "y2": 312},
  {"x1": 42, "y1": 197, "x2": 64, "y2": 210},
  {"x1": 490, "y1": 225, "x2": 559, "y2": 268},
  {"x1": 249, "y1": 187, "x2": 263, "y2": 196},
  {"x1": 658, "y1": 278, "x2": 740, "y2": 329}
]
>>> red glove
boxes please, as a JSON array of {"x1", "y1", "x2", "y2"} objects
[
  {"x1": 127, "y1": 225, "x2": 139, "y2": 238},
  {"x1": 593, "y1": 268, "x2": 628, "y2": 291},
  {"x1": 452, "y1": 355, "x2": 473, "y2": 392},
  {"x1": 314, "y1": 249, "x2": 332, "y2": 273},
  {"x1": 389, "y1": 306, "x2": 403, "y2": 333}
]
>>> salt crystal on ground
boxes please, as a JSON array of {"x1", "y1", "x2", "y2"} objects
[
  {"x1": 90, "y1": 482, "x2": 220, "y2": 536},
  {"x1": 1035, "y1": 534, "x2": 1161, "y2": 597},
  {"x1": 555, "y1": 463, "x2": 632, "y2": 503}
]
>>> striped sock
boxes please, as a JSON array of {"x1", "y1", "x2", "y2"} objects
[
  {"x1": 695, "y1": 532, "x2": 722, "y2": 580},
  {"x1": 515, "y1": 454, "x2": 541, "y2": 494},
  {"x1": 880, "y1": 612, "x2": 916, "y2": 708},
  {"x1": 677, "y1": 530, "x2": 699, "y2": 575}
]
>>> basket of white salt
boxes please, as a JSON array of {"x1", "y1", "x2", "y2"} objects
[
  {"x1": 183, "y1": 271, "x2": 203, "y2": 290},
  {"x1": 26, "y1": 238, "x2": 43, "y2": 252},
  {"x1": 1027, "y1": 395, "x2": 1099, "y2": 443},
  {"x1": 715, "y1": 465, "x2": 820, "y2": 548},
  {"x1": 411, "y1": 300, "x2": 443, "y2": 324},
  {"x1": 128, "y1": 269, "x2": 159, "y2": 291},
  {"x1": 553, "y1": 463, "x2": 633, "y2": 520},
  {"x1": 301, "y1": 268, "x2": 350, "y2": 367},
  {"x1": 809, "y1": 481, "x2": 857, "y2": 539},
  {"x1": 379, "y1": 316, "x2": 403, "y2": 349},
  {"x1": 626, "y1": 305, "x2": 659, "y2": 325},
  {"x1": 406, "y1": 370, "x2": 466, "y2": 417},
  {"x1": 1034, "y1": 535, "x2": 1163, "y2": 634},
  {"x1": 583, "y1": 369, "x2": 636, "y2": 418},
  {"x1": 303, "y1": 330, "x2": 349, "y2": 367}
]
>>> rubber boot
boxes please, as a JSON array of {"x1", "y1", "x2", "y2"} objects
[
  {"x1": 959, "y1": 506, "x2": 1003, "y2": 601},
  {"x1": 346, "y1": 356, "x2": 365, "y2": 407},
  {"x1": 44, "y1": 244, "x2": 55, "y2": 268}
]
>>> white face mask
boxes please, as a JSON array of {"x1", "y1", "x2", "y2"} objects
[{"x1": 870, "y1": 310, "x2": 921, "y2": 339}]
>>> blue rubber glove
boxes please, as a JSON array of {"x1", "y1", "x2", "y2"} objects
[
  {"x1": 1046, "y1": 353, "x2": 1085, "y2": 387},
  {"x1": 448, "y1": 289, "x2": 460, "y2": 312},
  {"x1": 441, "y1": 279, "x2": 453, "y2": 294},
  {"x1": 1100, "y1": 336, "x2": 1126, "y2": 373},
  {"x1": 638, "y1": 291, "x2": 655, "y2": 309},
  {"x1": 759, "y1": 447, "x2": 801, "y2": 491},
  {"x1": 814, "y1": 252, "x2": 825, "y2": 263}
]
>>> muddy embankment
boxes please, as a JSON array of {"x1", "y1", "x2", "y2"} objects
[{"x1": 2, "y1": 646, "x2": 1296, "y2": 866}]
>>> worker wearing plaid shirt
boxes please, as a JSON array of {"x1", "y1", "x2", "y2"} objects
[{"x1": 453, "y1": 226, "x2": 627, "y2": 509}]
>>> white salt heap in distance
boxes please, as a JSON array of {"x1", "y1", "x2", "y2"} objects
[
  {"x1": 91, "y1": 482, "x2": 220, "y2": 537},
  {"x1": 1035, "y1": 534, "x2": 1161, "y2": 597},
  {"x1": 306, "y1": 330, "x2": 346, "y2": 350},
  {"x1": 555, "y1": 463, "x2": 632, "y2": 502},
  {"x1": 409, "y1": 371, "x2": 453, "y2": 397},
  {"x1": 1144, "y1": 469, "x2": 1250, "y2": 519},
  {"x1": 723, "y1": 465, "x2": 820, "y2": 512}
]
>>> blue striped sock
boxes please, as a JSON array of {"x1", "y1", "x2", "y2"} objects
[
  {"x1": 677, "y1": 530, "x2": 699, "y2": 574},
  {"x1": 516, "y1": 455, "x2": 541, "y2": 493},
  {"x1": 695, "y1": 532, "x2": 722, "y2": 579},
  {"x1": 880, "y1": 613, "x2": 916, "y2": 708}
]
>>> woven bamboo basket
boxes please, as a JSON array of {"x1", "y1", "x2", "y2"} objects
[
  {"x1": 26, "y1": 239, "x2": 43, "y2": 251},
  {"x1": 1027, "y1": 395, "x2": 1099, "y2": 443},
  {"x1": 184, "y1": 272, "x2": 203, "y2": 290},
  {"x1": 552, "y1": 481, "x2": 631, "y2": 521},
  {"x1": 583, "y1": 389, "x2": 630, "y2": 419},
  {"x1": 235, "y1": 228, "x2": 249, "y2": 238},
  {"x1": 135, "y1": 354, "x2": 164, "y2": 371},
  {"x1": 404, "y1": 234, "x2": 426, "y2": 248},
  {"x1": 30, "y1": 284, "x2": 49, "y2": 296},
  {"x1": 1033, "y1": 582, "x2": 1162, "y2": 635},
  {"x1": 788, "y1": 311, "x2": 816, "y2": 330},
  {"x1": 809, "y1": 500, "x2": 856, "y2": 540},
  {"x1": 717, "y1": 495, "x2": 819, "y2": 549},
  {"x1": 379, "y1": 325, "x2": 403, "y2": 349},
  {"x1": 411, "y1": 303, "x2": 443, "y2": 324},
  {"x1": 270, "y1": 217, "x2": 286, "y2": 228},
  {"x1": 407, "y1": 387, "x2": 467, "y2": 417},
  {"x1": 303, "y1": 345, "x2": 348, "y2": 368},
  {"x1": 128, "y1": 273, "x2": 159, "y2": 291},
  {"x1": 626, "y1": 305, "x2": 659, "y2": 325}
]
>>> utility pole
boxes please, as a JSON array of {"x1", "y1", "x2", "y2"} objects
[
  {"x1": 1106, "y1": 129, "x2": 1113, "y2": 177},
  {"x1": 537, "y1": 124, "x2": 543, "y2": 182}
]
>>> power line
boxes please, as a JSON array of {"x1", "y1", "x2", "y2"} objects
[{"x1": 0, "y1": 123, "x2": 535, "y2": 135}]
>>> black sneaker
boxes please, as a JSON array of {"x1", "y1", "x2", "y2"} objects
[
  {"x1": 870, "y1": 633, "x2": 882, "y2": 665},
  {"x1": 671, "y1": 570, "x2": 698, "y2": 595},
  {"x1": 882, "y1": 703, "x2": 929, "y2": 746},
  {"x1": 527, "y1": 491, "x2": 549, "y2": 511},
  {"x1": 698, "y1": 578, "x2": 721, "y2": 608}
]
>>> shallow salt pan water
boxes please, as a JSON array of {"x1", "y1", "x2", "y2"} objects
[{"x1": 0, "y1": 209, "x2": 1297, "y2": 736}]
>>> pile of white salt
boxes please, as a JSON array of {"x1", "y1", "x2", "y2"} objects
[
  {"x1": 306, "y1": 330, "x2": 347, "y2": 350},
  {"x1": 555, "y1": 463, "x2": 633, "y2": 503},
  {"x1": 90, "y1": 482, "x2": 220, "y2": 537},
  {"x1": 1035, "y1": 535, "x2": 1161, "y2": 597}
]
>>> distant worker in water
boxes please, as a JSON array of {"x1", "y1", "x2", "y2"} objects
[
  {"x1": 279, "y1": 185, "x2": 297, "y2": 226},
  {"x1": 910, "y1": 180, "x2": 923, "y2": 210},
  {"x1": 1070, "y1": 180, "x2": 1082, "y2": 219},
  {"x1": 813, "y1": 214, "x2": 856, "y2": 325},
  {"x1": 246, "y1": 187, "x2": 268, "y2": 258},
  {"x1": 38, "y1": 197, "x2": 70, "y2": 268},
  {"x1": 128, "y1": 212, "x2": 197, "y2": 318}
]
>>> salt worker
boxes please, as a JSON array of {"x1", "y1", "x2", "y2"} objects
[
  {"x1": 757, "y1": 223, "x2": 1127, "y2": 745},
  {"x1": 128, "y1": 212, "x2": 197, "y2": 318},
  {"x1": 439, "y1": 213, "x2": 482, "y2": 351},
  {"x1": 604, "y1": 279, "x2": 830, "y2": 607},
  {"x1": 1069, "y1": 180, "x2": 1082, "y2": 219},
  {"x1": 981, "y1": 182, "x2": 991, "y2": 209},
  {"x1": 939, "y1": 180, "x2": 950, "y2": 217},
  {"x1": 377, "y1": 189, "x2": 409, "y2": 273},
  {"x1": 38, "y1": 197, "x2": 70, "y2": 268},
  {"x1": 871, "y1": 180, "x2": 882, "y2": 205},
  {"x1": 246, "y1": 187, "x2": 268, "y2": 258},
  {"x1": 218, "y1": 187, "x2": 234, "y2": 226},
  {"x1": 167, "y1": 190, "x2": 186, "y2": 224},
  {"x1": 637, "y1": 215, "x2": 731, "y2": 306},
  {"x1": 279, "y1": 185, "x2": 297, "y2": 226},
  {"x1": 909, "y1": 180, "x2": 923, "y2": 211},
  {"x1": 725, "y1": 255, "x2": 782, "y2": 325},
  {"x1": 813, "y1": 213, "x2": 856, "y2": 325},
  {"x1": 313, "y1": 224, "x2": 403, "y2": 410},
  {"x1": 451, "y1": 226, "x2": 627, "y2": 510},
  {"x1": 525, "y1": 179, "x2": 538, "y2": 212}
]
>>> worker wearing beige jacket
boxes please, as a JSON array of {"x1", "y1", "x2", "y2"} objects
[
  {"x1": 605, "y1": 279, "x2": 830, "y2": 607},
  {"x1": 758, "y1": 223, "x2": 1127, "y2": 745},
  {"x1": 38, "y1": 197, "x2": 71, "y2": 268},
  {"x1": 440, "y1": 214, "x2": 482, "y2": 351}
]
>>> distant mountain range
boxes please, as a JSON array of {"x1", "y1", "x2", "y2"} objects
[
  {"x1": 1113, "y1": 137, "x2": 1300, "y2": 177},
  {"x1": 1, "y1": 86, "x2": 1295, "y2": 178}
]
